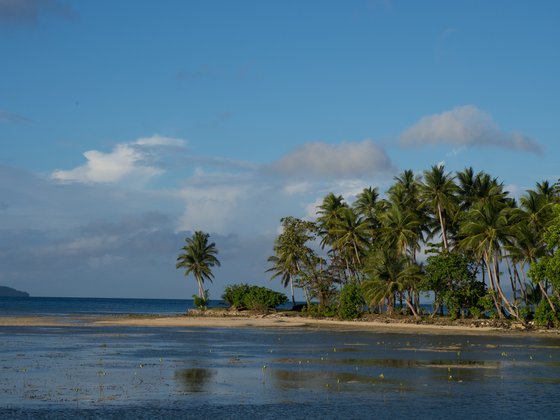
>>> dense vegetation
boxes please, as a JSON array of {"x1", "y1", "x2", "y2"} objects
[
  {"x1": 222, "y1": 283, "x2": 288, "y2": 311},
  {"x1": 267, "y1": 166, "x2": 560, "y2": 327}
]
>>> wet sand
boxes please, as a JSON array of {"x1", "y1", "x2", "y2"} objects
[{"x1": 1, "y1": 313, "x2": 559, "y2": 337}]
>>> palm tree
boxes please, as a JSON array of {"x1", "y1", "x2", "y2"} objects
[
  {"x1": 458, "y1": 200, "x2": 523, "y2": 321},
  {"x1": 363, "y1": 248, "x2": 424, "y2": 319},
  {"x1": 353, "y1": 187, "x2": 380, "y2": 240},
  {"x1": 176, "y1": 231, "x2": 221, "y2": 305},
  {"x1": 330, "y1": 207, "x2": 371, "y2": 279},
  {"x1": 267, "y1": 217, "x2": 315, "y2": 306},
  {"x1": 387, "y1": 169, "x2": 421, "y2": 211},
  {"x1": 316, "y1": 193, "x2": 347, "y2": 248},
  {"x1": 379, "y1": 203, "x2": 423, "y2": 260},
  {"x1": 419, "y1": 165, "x2": 458, "y2": 251}
]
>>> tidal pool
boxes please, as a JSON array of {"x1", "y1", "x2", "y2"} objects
[{"x1": 1, "y1": 325, "x2": 559, "y2": 418}]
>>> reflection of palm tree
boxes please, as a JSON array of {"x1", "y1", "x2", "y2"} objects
[
  {"x1": 175, "y1": 368, "x2": 215, "y2": 392},
  {"x1": 176, "y1": 231, "x2": 220, "y2": 302}
]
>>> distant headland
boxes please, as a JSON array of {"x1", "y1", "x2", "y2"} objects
[{"x1": 0, "y1": 286, "x2": 29, "y2": 297}]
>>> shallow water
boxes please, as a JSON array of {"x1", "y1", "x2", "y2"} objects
[{"x1": 1, "y1": 325, "x2": 560, "y2": 419}]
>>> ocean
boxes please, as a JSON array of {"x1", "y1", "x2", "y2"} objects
[
  {"x1": 1, "y1": 297, "x2": 560, "y2": 419},
  {"x1": 0, "y1": 296, "x2": 211, "y2": 316}
]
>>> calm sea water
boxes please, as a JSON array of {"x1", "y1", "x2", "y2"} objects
[
  {"x1": 1, "y1": 297, "x2": 560, "y2": 419},
  {"x1": 0, "y1": 296, "x2": 230, "y2": 316}
]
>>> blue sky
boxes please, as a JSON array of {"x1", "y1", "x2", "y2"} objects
[{"x1": 1, "y1": 0, "x2": 559, "y2": 299}]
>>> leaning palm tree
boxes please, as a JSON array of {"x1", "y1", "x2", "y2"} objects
[
  {"x1": 176, "y1": 231, "x2": 221, "y2": 305},
  {"x1": 458, "y1": 200, "x2": 523, "y2": 321}
]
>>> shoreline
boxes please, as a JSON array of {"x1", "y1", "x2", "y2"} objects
[{"x1": 1, "y1": 313, "x2": 559, "y2": 337}]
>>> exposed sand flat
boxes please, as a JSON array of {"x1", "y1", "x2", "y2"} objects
[{"x1": 1, "y1": 313, "x2": 559, "y2": 337}]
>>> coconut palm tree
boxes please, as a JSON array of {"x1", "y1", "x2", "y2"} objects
[
  {"x1": 419, "y1": 165, "x2": 458, "y2": 251},
  {"x1": 330, "y1": 207, "x2": 371, "y2": 279},
  {"x1": 458, "y1": 200, "x2": 523, "y2": 321},
  {"x1": 176, "y1": 231, "x2": 220, "y2": 305},
  {"x1": 379, "y1": 203, "x2": 423, "y2": 261},
  {"x1": 363, "y1": 248, "x2": 424, "y2": 319},
  {"x1": 353, "y1": 187, "x2": 380, "y2": 240},
  {"x1": 316, "y1": 193, "x2": 347, "y2": 248},
  {"x1": 267, "y1": 217, "x2": 315, "y2": 306}
]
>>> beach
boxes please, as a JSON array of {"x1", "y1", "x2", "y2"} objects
[{"x1": 1, "y1": 312, "x2": 559, "y2": 337}]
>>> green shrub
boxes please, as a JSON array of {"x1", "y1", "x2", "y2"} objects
[
  {"x1": 221, "y1": 283, "x2": 288, "y2": 312},
  {"x1": 338, "y1": 282, "x2": 364, "y2": 320},
  {"x1": 193, "y1": 290, "x2": 209, "y2": 309},
  {"x1": 222, "y1": 284, "x2": 252, "y2": 309},
  {"x1": 534, "y1": 298, "x2": 559, "y2": 328},
  {"x1": 303, "y1": 303, "x2": 337, "y2": 318},
  {"x1": 519, "y1": 306, "x2": 534, "y2": 322},
  {"x1": 477, "y1": 291, "x2": 498, "y2": 319}
]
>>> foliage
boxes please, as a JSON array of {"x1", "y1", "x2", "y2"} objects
[
  {"x1": 176, "y1": 231, "x2": 220, "y2": 300},
  {"x1": 337, "y1": 282, "x2": 364, "y2": 320},
  {"x1": 534, "y1": 297, "x2": 559, "y2": 328},
  {"x1": 221, "y1": 283, "x2": 252, "y2": 309},
  {"x1": 221, "y1": 283, "x2": 288, "y2": 312},
  {"x1": 265, "y1": 166, "x2": 560, "y2": 326},
  {"x1": 192, "y1": 290, "x2": 209, "y2": 309},
  {"x1": 518, "y1": 306, "x2": 533, "y2": 322},
  {"x1": 528, "y1": 205, "x2": 560, "y2": 294},
  {"x1": 423, "y1": 251, "x2": 484, "y2": 319},
  {"x1": 477, "y1": 291, "x2": 498, "y2": 319},
  {"x1": 267, "y1": 217, "x2": 317, "y2": 305},
  {"x1": 302, "y1": 303, "x2": 337, "y2": 318}
]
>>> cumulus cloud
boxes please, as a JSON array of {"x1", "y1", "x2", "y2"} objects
[
  {"x1": 400, "y1": 105, "x2": 541, "y2": 154},
  {"x1": 0, "y1": 0, "x2": 78, "y2": 25},
  {"x1": 268, "y1": 140, "x2": 394, "y2": 179},
  {"x1": 51, "y1": 135, "x2": 186, "y2": 185}
]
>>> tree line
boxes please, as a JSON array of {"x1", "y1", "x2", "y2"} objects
[
  {"x1": 267, "y1": 165, "x2": 560, "y2": 325},
  {"x1": 176, "y1": 165, "x2": 560, "y2": 326}
]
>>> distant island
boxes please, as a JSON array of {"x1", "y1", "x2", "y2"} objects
[{"x1": 0, "y1": 286, "x2": 29, "y2": 297}]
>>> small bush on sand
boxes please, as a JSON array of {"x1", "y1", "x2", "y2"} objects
[{"x1": 222, "y1": 283, "x2": 288, "y2": 312}]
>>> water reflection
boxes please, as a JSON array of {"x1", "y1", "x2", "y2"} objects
[{"x1": 175, "y1": 368, "x2": 216, "y2": 392}]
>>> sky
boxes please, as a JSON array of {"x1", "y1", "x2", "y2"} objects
[{"x1": 1, "y1": 0, "x2": 559, "y2": 299}]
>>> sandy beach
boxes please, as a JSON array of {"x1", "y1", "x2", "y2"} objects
[{"x1": 1, "y1": 312, "x2": 559, "y2": 337}]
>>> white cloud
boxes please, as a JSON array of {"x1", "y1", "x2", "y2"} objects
[
  {"x1": 283, "y1": 182, "x2": 312, "y2": 195},
  {"x1": 268, "y1": 140, "x2": 394, "y2": 179},
  {"x1": 51, "y1": 135, "x2": 186, "y2": 185},
  {"x1": 176, "y1": 185, "x2": 249, "y2": 234},
  {"x1": 134, "y1": 135, "x2": 186, "y2": 148},
  {"x1": 400, "y1": 105, "x2": 541, "y2": 153}
]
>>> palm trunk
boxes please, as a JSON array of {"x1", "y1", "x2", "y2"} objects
[
  {"x1": 437, "y1": 203, "x2": 449, "y2": 251},
  {"x1": 538, "y1": 282, "x2": 556, "y2": 313},
  {"x1": 405, "y1": 296, "x2": 421, "y2": 320},
  {"x1": 483, "y1": 249, "x2": 503, "y2": 319},
  {"x1": 289, "y1": 275, "x2": 295, "y2": 307},
  {"x1": 197, "y1": 276, "x2": 204, "y2": 300},
  {"x1": 492, "y1": 253, "x2": 524, "y2": 323}
]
